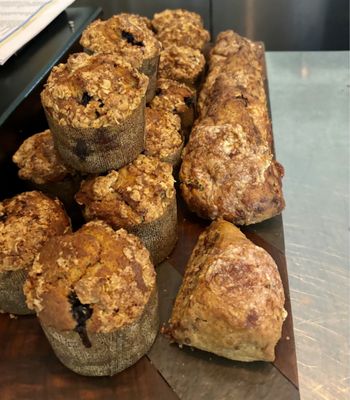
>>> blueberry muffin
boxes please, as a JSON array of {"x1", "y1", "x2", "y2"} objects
[
  {"x1": 80, "y1": 14, "x2": 161, "y2": 102},
  {"x1": 144, "y1": 108, "x2": 183, "y2": 166},
  {"x1": 164, "y1": 220, "x2": 287, "y2": 362},
  {"x1": 75, "y1": 155, "x2": 177, "y2": 265},
  {"x1": 24, "y1": 220, "x2": 158, "y2": 376},
  {"x1": 158, "y1": 46, "x2": 206, "y2": 88},
  {"x1": 0, "y1": 191, "x2": 71, "y2": 315},
  {"x1": 12, "y1": 130, "x2": 82, "y2": 209},
  {"x1": 150, "y1": 78, "x2": 196, "y2": 138},
  {"x1": 152, "y1": 9, "x2": 204, "y2": 33},
  {"x1": 41, "y1": 52, "x2": 148, "y2": 173}
]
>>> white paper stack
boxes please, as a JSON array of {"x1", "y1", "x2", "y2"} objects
[{"x1": 0, "y1": 0, "x2": 75, "y2": 65}]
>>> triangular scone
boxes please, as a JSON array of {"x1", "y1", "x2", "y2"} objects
[{"x1": 165, "y1": 220, "x2": 287, "y2": 362}]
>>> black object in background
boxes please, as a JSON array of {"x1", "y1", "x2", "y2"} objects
[{"x1": 74, "y1": 0, "x2": 349, "y2": 50}]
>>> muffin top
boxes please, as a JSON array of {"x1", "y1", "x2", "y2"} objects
[
  {"x1": 156, "y1": 22, "x2": 210, "y2": 51},
  {"x1": 152, "y1": 9, "x2": 203, "y2": 32},
  {"x1": 24, "y1": 221, "x2": 156, "y2": 334},
  {"x1": 12, "y1": 130, "x2": 72, "y2": 185},
  {"x1": 158, "y1": 46, "x2": 205, "y2": 84},
  {"x1": 80, "y1": 14, "x2": 161, "y2": 66},
  {"x1": 41, "y1": 52, "x2": 148, "y2": 129},
  {"x1": 75, "y1": 155, "x2": 175, "y2": 228},
  {"x1": 150, "y1": 78, "x2": 196, "y2": 115},
  {"x1": 144, "y1": 108, "x2": 183, "y2": 161},
  {"x1": 0, "y1": 191, "x2": 71, "y2": 272}
]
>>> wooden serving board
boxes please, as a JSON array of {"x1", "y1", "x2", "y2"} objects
[{"x1": 0, "y1": 29, "x2": 299, "y2": 400}]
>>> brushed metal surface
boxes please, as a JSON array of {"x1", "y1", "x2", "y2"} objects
[{"x1": 266, "y1": 51, "x2": 350, "y2": 400}]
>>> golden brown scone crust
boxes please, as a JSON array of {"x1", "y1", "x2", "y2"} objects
[
  {"x1": 180, "y1": 124, "x2": 285, "y2": 225},
  {"x1": 158, "y1": 46, "x2": 205, "y2": 86},
  {"x1": 144, "y1": 108, "x2": 183, "y2": 164},
  {"x1": 12, "y1": 130, "x2": 72, "y2": 185},
  {"x1": 24, "y1": 221, "x2": 156, "y2": 334},
  {"x1": 164, "y1": 220, "x2": 287, "y2": 362},
  {"x1": 0, "y1": 191, "x2": 71, "y2": 272},
  {"x1": 41, "y1": 52, "x2": 148, "y2": 129},
  {"x1": 80, "y1": 14, "x2": 161, "y2": 66},
  {"x1": 152, "y1": 9, "x2": 204, "y2": 32},
  {"x1": 75, "y1": 154, "x2": 175, "y2": 228}
]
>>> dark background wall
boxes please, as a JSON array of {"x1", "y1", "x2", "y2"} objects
[{"x1": 73, "y1": 0, "x2": 349, "y2": 50}]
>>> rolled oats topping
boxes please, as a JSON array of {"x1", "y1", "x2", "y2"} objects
[
  {"x1": 150, "y1": 78, "x2": 196, "y2": 115},
  {"x1": 12, "y1": 130, "x2": 72, "y2": 185},
  {"x1": 24, "y1": 220, "x2": 155, "y2": 333},
  {"x1": 0, "y1": 191, "x2": 71, "y2": 272},
  {"x1": 75, "y1": 155, "x2": 175, "y2": 228},
  {"x1": 144, "y1": 108, "x2": 183, "y2": 160},
  {"x1": 80, "y1": 14, "x2": 161, "y2": 64},
  {"x1": 152, "y1": 9, "x2": 204, "y2": 32},
  {"x1": 158, "y1": 45, "x2": 205, "y2": 85},
  {"x1": 41, "y1": 52, "x2": 148, "y2": 129}
]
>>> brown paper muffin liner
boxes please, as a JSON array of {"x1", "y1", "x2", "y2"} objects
[
  {"x1": 129, "y1": 194, "x2": 177, "y2": 265},
  {"x1": 142, "y1": 54, "x2": 160, "y2": 103},
  {"x1": 44, "y1": 99, "x2": 146, "y2": 174},
  {"x1": 0, "y1": 268, "x2": 34, "y2": 315},
  {"x1": 40, "y1": 287, "x2": 159, "y2": 376}
]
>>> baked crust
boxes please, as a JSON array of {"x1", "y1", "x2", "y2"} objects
[
  {"x1": 24, "y1": 220, "x2": 156, "y2": 334},
  {"x1": 12, "y1": 130, "x2": 72, "y2": 185},
  {"x1": 152, "y1": 9, "x2": 204, "y2": 32},
  {"x1": 164, "y1": 220, "x2": 287, "y2": 362},
  {"x1": 0, "y1": 191, "x2": 71, "y2": 272},
  {"x1": 180, "y1": 124, "x2": 285, "y2": 225},
  {"x1": 156, "y1": 22, "x2": 210, "y2": 51},
  {"x1": 158, "y1": 45, "x2": 205, "y2": 86},
  {"x1": 41, "y1": 52, "x2": 148, "y2": 129},
  {"x1": 144, "y1": 108, "x2": 183, "y2": 165},
  {"x1": 75, "y1": 155, "x2": 175, "y2": 228},
  {"x1": 80, "y1": 14, "x2": 161, "y2": 66}
]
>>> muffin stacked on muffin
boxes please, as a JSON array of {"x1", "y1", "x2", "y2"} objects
[
  {"x1": 0, "y1": 191, "x2": 71, "y2": 315},
  {"x1": 41, "y1": 52, "x2": 148, "y2": 174},
  {"x1": 80, "y1": 13, "x2": 161, "y2": 102},
  {"x1": 75, "y1": 155, "x2": 177, "y2": 265},
  {"x1": 12, "y1": 130, "x2": 82, "y2": 209},
  {"x1": 24, "y1": 220, "x2": 158, "y2": 376},
  {"x1": 152, "y1": 9, "x2": 208, "y2": 89}
]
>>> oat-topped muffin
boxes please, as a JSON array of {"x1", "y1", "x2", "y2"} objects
[
  {"x1": 144, "y1": 108, "x2": 183, "y2": 166},
  {"x1": 152, "y1": 9, "x2": 204, "y2": 32},
  {"x1": 156, "y1": 21, "x2": 209, "y2": 51},
  {"x1": 80, "y1": 14, "x2": 161, "y2": 101},
  {"x1": 158, "y1": 46, "x2": 205, "y2": 88},
  {"x1": 0, "y1": 191, "x2": 71, "y2": 314},
  {"x1": 41, "y1": 52, "x2": 148, "y2": 173},
  {"x1": 12, "y1": 130, "x2": 82, "y2": 208},
  {"x1": 24, "y1": 220, "x2": 158, "y2": 376},
  {"x1": 150, "y1": 79, "x2": 196, "y2": 137},
  {"x1": 180, "y1": 124, "x2": 285, "y2": 225},
  {"x1": 75, "y1": 155, "x2": 177, "y2": 264}
]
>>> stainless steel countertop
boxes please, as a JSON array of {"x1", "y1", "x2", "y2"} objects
[{"x1": 266, "y1": 51, "x2": 349, "y2": 400}]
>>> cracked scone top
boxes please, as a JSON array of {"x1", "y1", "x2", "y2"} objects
[
  {"x1": 144, "y1": 108, "x2": 183, "y2": 163},
  {"x1": 180, "y1": 124, "x2": 285, "y2": 225},
  {"x1": 164, "y1": 220, "x2": 286, "y2": 362},
  {"x1": 80, "y1": 14, "x2": 161, "y2": 68},
  {"x1": 41, "y1": 52, "x2": 148, "y2": 129},
  {"x1": 152, "y1": 9, "x2": 204, "y2": 32},
  {"x1": 24, "y1": 221, "x2": 156, "y2": 333},
  {"x1": 75, "y1": 155, "x2": 175, "y2": 229},
  {"x1": 12, "y1": 130, "x2": 72, "y2": 185},
  {"x1": 158, "y1": 46, "x2": 205, "y2": 86},
  {"x1": 0, "y1": 191, "x2": 71, "y2": 272}
]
